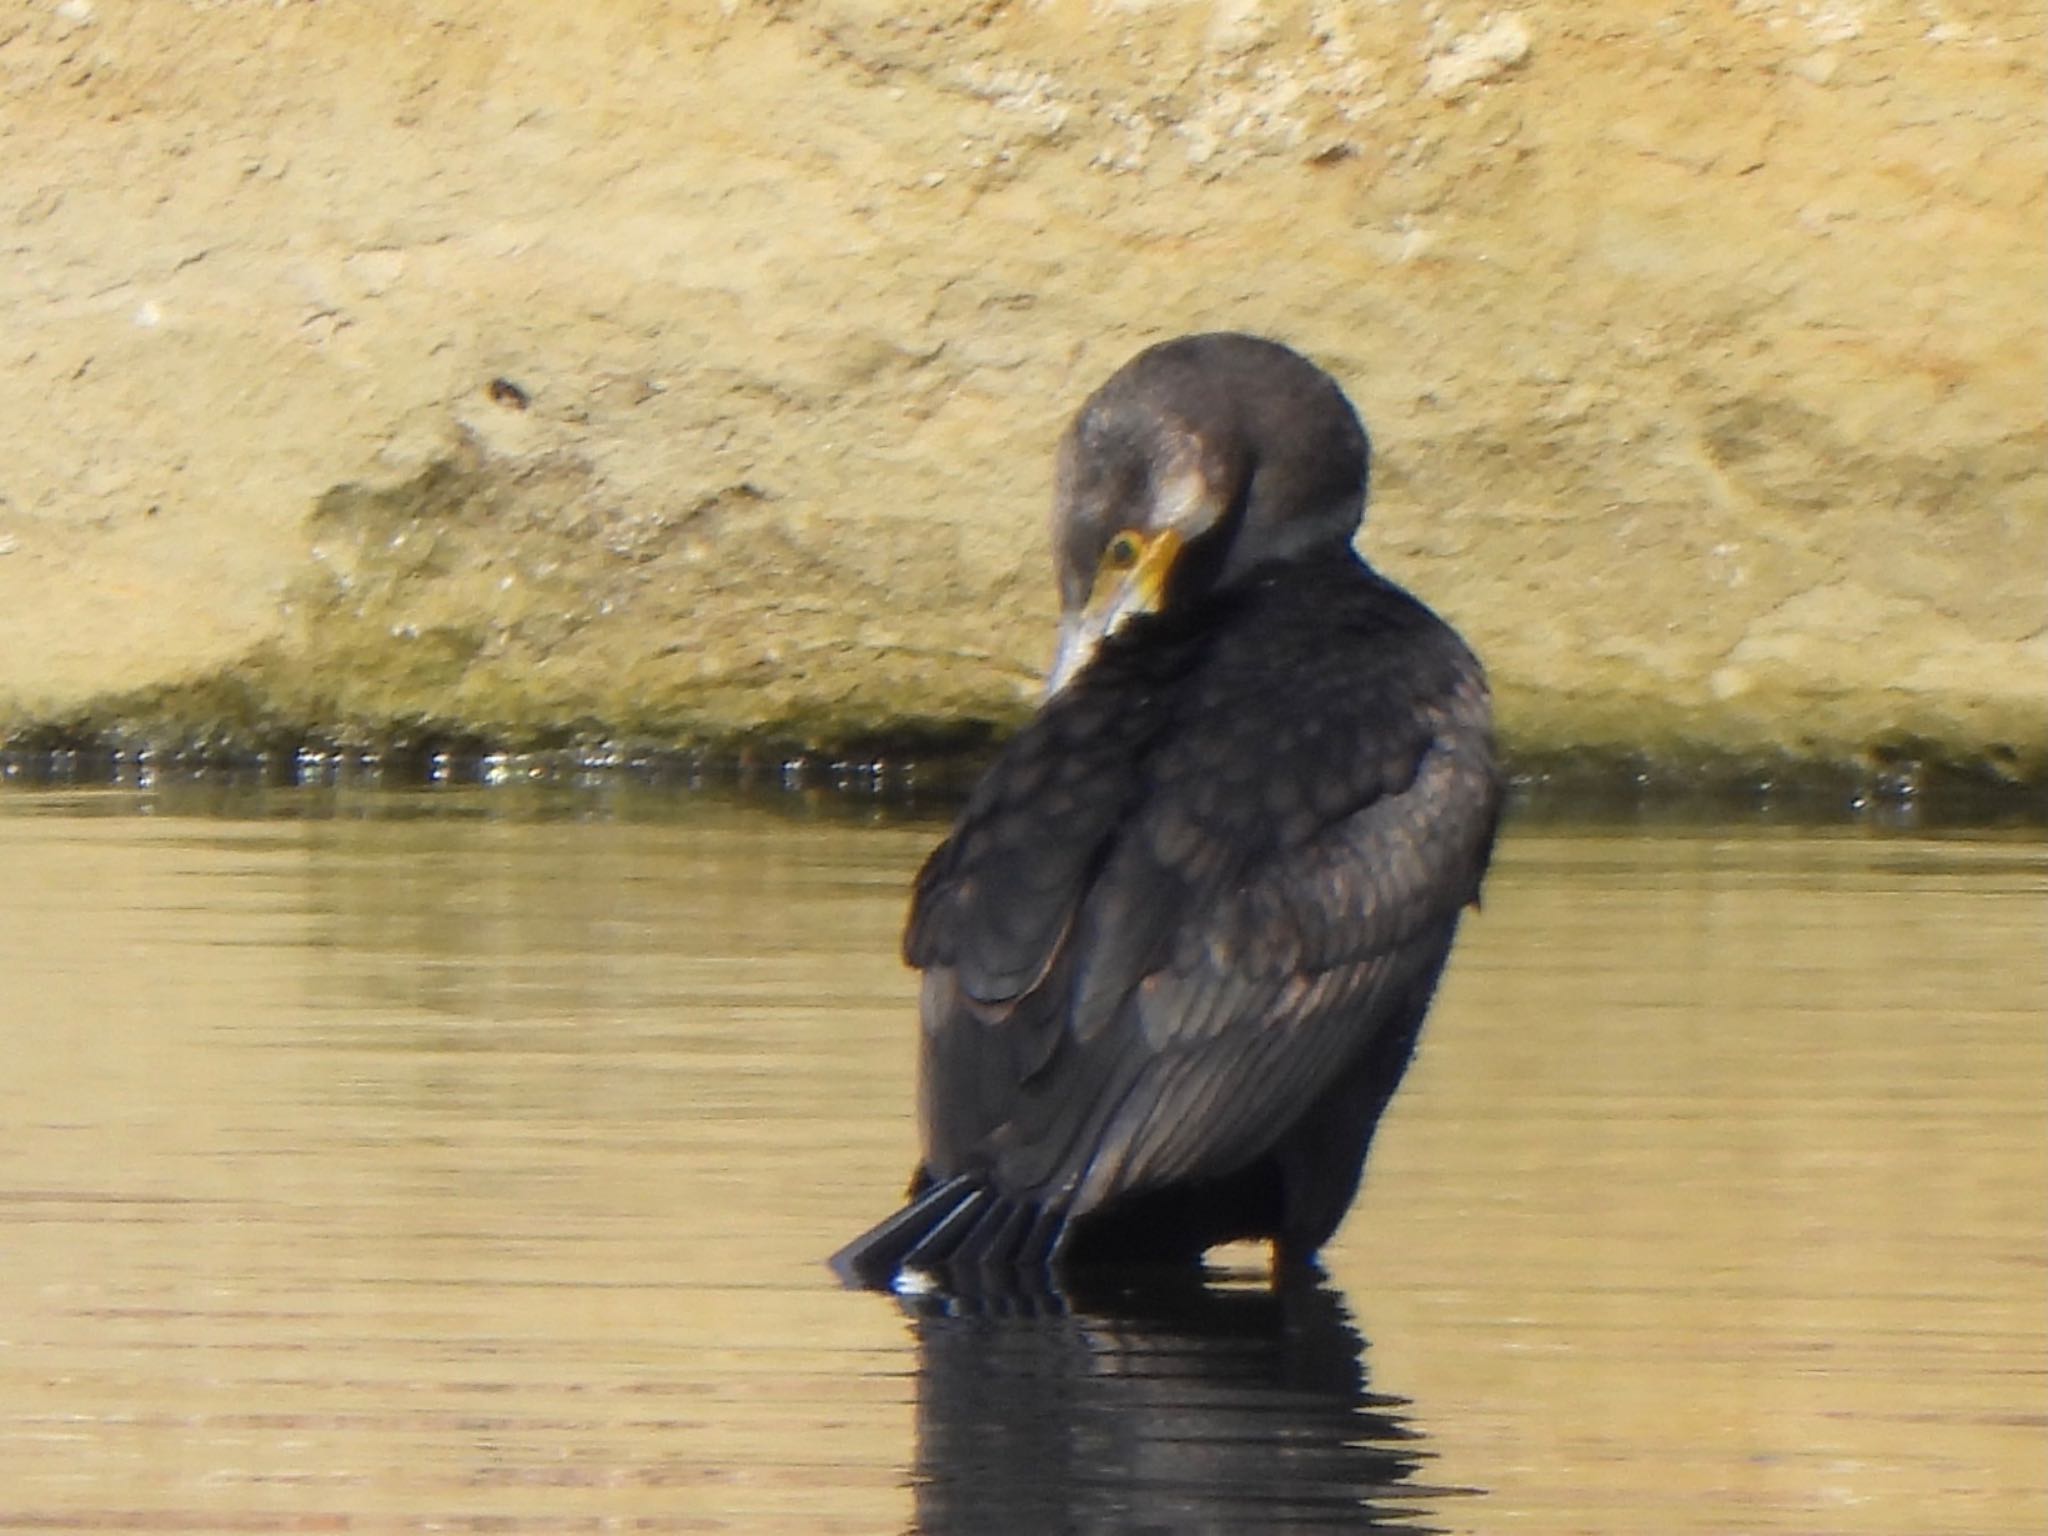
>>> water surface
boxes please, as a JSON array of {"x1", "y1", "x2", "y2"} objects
[{"x1": 0, "y1": 784, "x2": 2040, "y2": 1532}]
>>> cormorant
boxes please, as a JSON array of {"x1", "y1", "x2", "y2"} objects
[{"x1": 831, "y1": 332, "x2": 1500, "y2": 1291}]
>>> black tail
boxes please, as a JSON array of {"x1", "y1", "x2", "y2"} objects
[{"x1": 828, "y1": 1174, "x2": 1066, "y2": 1291}]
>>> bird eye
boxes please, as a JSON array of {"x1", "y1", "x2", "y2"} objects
[{"x1": 1104, "y1": 531, "x2": 1143, "y2": 571}]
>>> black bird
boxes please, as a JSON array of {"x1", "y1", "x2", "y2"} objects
[{"x1": 831, "y1": 333, "x2": 1500, "y2": 1291}]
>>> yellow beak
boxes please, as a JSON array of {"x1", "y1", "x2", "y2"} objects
[{"x1": 1046, "y1": 528, "x2": 1184, "y2": 695}]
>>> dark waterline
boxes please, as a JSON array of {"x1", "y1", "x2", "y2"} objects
[{"x1": 3, "y1": 747, "x2": 2042, "y2": 834}]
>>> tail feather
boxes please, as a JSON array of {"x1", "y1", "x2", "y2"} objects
[
  {"x1": 829, "y1": 1173, "x2": 1066, "y2": 1291},
  {"x1": 1023, "y1": 1203, "x2": 1067, "y2": 1270},
  {"x1": 957, "y1": 1195, "x2": 1032, "y2": 1272},
  {"x1": 900, "y1": 1185, "x2": 994, "y2": 1271},
  {"x1": 829, "y1": 1174, "x2": 981, "y2": 1289}
]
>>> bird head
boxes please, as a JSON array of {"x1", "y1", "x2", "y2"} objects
[{"x1": 1046, "y1": 333, "x2": 1371, "y2": 694}]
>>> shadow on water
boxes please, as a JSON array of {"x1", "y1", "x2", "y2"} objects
[{"x1": 903, "y1": 1272, "x2": 1471, "y2": 1535}]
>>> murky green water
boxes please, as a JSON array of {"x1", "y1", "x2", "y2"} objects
[{"x1": 0, "y1": 783, "x2": 2041, "y2": 1533}]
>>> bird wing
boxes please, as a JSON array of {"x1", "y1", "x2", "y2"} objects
[
  {"x1": 909, "y1": 576, "x2": 1499, "y2": 1213},
  {"x1": 902, "y1": 635, "x2": 1179, "y2": 1142},
  {"x1": 1068, "y1": 698, "x2": 1496, "y2": 1208}
]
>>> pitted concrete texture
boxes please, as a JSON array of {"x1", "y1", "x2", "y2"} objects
[{"x1": 0, "y1": 2, "x2": 2040, "y2": 779}]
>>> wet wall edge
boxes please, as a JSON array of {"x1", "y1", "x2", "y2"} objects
[{"x1": 1, "y1": 732, "x2": 2040, "y2": 831}]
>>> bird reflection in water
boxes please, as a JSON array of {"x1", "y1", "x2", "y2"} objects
[{"x1": 902, "y1": 1268, "x2": 1476, "y2": 1535}]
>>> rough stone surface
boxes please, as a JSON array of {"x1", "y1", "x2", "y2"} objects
[{"x1": 1, "y1": 1, "x2": 2041, "y2": 780}]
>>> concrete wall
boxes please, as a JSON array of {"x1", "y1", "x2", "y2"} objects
[{"x1": 2, "y1": 1, "x2": 2041, "y2": 781}]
